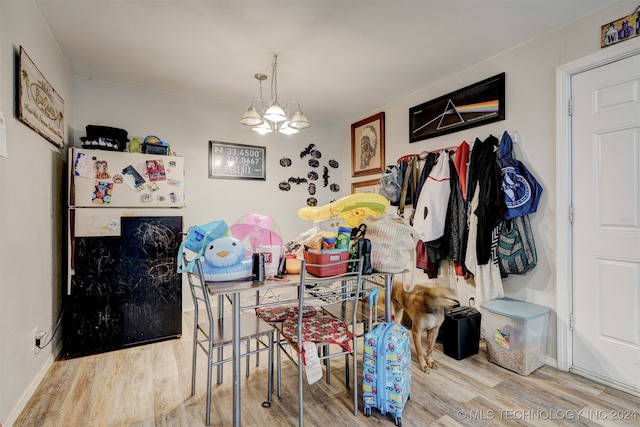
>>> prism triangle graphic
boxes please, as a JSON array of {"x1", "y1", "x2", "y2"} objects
[{"x1": 437, "y1": 99, "x2": 465, "y2": 130}]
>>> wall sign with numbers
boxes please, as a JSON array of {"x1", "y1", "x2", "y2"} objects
[{"x1": 208, "y1": 141, "x2": 266, "y2": 180}]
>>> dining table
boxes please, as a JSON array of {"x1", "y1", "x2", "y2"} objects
[{"x1": 205, "y1": 270, "x2": 397, "y2": 427}]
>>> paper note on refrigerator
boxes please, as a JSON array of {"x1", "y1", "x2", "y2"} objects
[{"x1": 74, "y1": 152, "x2": 96, "y2": 178}]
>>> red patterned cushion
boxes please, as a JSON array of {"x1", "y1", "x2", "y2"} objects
[
  {"x1": 255, "y1": 305, "x2": 317, "y2": 323},
  {"x1": 280, "y1": 316, "x2": 354, "y2": 354}
]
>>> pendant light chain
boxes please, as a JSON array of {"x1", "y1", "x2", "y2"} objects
[{"x1": 271, "y1": 55, "x2": 279, "y2": 105}]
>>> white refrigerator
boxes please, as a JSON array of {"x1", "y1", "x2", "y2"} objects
[{"x1": 66, "y1": 147, "x2": 184, "y2": 357}]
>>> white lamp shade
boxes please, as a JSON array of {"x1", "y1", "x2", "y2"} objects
[
  {"x1": 278, "y1": 121, "x2": 299, "y2": 135},
  {"x1": 288, "y1": 111, "x2": 310, "y2": 129},
  {"x1": 252, "y1": 121, "x2": 272, "y2": 134},
  {"x1": 240, "y1": 107, "x2": 263, "y2": 126},
  {"x1": 264, "y1": 103, "x2": 287, "y2": 122}
]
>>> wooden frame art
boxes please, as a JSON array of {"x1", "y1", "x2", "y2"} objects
[
  {"x1": 409, "y1": 72, "x2": 505, "y2": 142},
  {"x1": 351, "y1": 178, "x2": 380, "y2": 195},
  {"x1": 601, "y1": 10, "x2": 639, "y2": 48},
  {"x1": 17, "y1": 46, "x2": 65, "y2": 148},
  {"x1": 351, "y1": 112, "x2": 385, "y2": 177}
]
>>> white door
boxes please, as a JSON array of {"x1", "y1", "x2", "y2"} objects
[{"x1": 572, "y1": 53, "x2": 640, "y2": 393}]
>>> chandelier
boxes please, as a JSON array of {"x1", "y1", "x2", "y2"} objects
[{"x1": 239, "y1": 55, "x2": 310, "y2": 135}]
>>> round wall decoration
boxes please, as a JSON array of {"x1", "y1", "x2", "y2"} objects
[
  {"x1": 279, "y1": 157, "x2": 292, "y2": 167},
  {"x1": 278, "y1": 181, "x2": 291, "y2": 191}
]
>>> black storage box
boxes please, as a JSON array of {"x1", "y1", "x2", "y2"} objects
[
  {"x1": 438, "y1": 306, "x2": 481, "y2": 360},
  {"x1": 142, "y1": 143, "x2": 170, "y2": 155},
  {"x1": 80, "y1": 125, "x2": 129, "y2": 151}
]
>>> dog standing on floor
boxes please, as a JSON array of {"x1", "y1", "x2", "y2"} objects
[{"x1": 377, "y1": 281, "x2": 454, "y2": 373}]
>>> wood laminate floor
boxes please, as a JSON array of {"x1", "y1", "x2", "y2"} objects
[{"x1": 15, "y1": 311, "x2": 640, "y2": 427}]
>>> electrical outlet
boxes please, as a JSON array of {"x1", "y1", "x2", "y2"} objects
[
  {"x1": 32, "y1": 326, "x2": 40, "y2": 352},
  {"x1": 33, "y1": 327, "x2": 45, "y2": 352}
]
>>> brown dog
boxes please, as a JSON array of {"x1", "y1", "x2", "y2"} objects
[{"x1": 377, "y1": 281, "x2": 453, "y2": 372}]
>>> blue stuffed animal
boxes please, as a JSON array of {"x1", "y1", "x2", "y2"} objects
[{"x1": 200, "y1": 236, "x2": 252, "y2": 281}]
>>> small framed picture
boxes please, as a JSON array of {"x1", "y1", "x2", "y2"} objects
[
  {"x1": 351, "y1": 179, "x2": 380, "y2": 195},
  {"x1": 351, "y1": 112, "x2": 385, "y2": 177},
  {"x1": 208, "y1": 141, "x2": 266, "y2": 180}
]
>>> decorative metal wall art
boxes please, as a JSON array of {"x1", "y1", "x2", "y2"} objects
[{"x1": 277, "y1": 142, "x2": 341, "y2": 205}]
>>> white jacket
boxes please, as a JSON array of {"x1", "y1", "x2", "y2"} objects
[{"x1": 412, "y1": 151, "x2": 451, "y2": 242}]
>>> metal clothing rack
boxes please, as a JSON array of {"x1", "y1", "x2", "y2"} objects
[{"x1": 396, "y1": 144, "x2": 459, "y2": 165}]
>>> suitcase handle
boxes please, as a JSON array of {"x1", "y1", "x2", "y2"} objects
[
  {"x1": 368, "y1": 288, "x2": 379, "y2": 306},
  {"x1": 368, "y1": 289, "x2": 379, "y2": 324}
]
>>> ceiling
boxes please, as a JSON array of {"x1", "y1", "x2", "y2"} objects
[{"x1": 34, "y1": 0, "x2": 616, "y2": 125}]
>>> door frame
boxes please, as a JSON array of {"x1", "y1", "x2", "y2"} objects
[{"x1": 555, "y1": 38, "x2": 640, "y2": 373}]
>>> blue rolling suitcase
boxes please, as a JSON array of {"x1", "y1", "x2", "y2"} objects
[{"x1": 362, "y1": 291, "x2": 412, "y2": 426}]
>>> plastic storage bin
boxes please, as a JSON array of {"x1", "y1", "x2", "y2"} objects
[
  {"x1": 303, "y1": 250, "x2": 350, "y2": 277},
  {"x1": 480, "y1": 298, "x2": 550, "y2": 376}
]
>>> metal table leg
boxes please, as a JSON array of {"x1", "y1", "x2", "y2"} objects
[
  {"x1": 233, "y1": 291, "x2": 241, "y2": 427},
  {"x1": 217, "y1": 294, "x2": 225, "y2": 384}
]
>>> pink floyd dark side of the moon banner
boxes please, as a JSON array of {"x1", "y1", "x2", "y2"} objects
[{"x1": 409, "y1": 73, "x2": 505, "y2": 143}]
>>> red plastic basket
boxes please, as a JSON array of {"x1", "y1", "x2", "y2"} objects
[{"x1": 303, "y1": 250, "x2": 350, "y2": 277}]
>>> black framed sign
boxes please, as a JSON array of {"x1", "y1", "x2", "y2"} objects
[
  {"x1": 208, "y1": 141, "x2": 266, "y2": 180},
  {"x1": 409, "y1": 72, "x2": 505, "y2": 143}
]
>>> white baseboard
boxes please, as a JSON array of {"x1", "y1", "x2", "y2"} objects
[
  {"x1": 570, "y1": 366, "x2": 640, "y2": 398},
  {"x1": 4, "y1": 343, "x2": 62, "y2": 427},
  {"x1": 542, "y1": 354, "x2": 558, "y2": 370}
]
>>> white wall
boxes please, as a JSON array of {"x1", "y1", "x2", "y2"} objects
[
  {"x1": 345, "y1": 0, "x2": 634, "y2": 363},
  {"x1": 1, "y1": 0, "x2": 635, "y2": 424},
  {"x1": 72, "y1": 78, "x2": 345, "y2": 311},
  {"x1": 0, "y1": 1, "x2": 74, "y2": 424}
]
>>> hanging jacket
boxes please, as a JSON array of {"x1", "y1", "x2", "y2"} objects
[
  {"x1": 414, "y1": 152, "x2": 438, "y2": 275},
  {"x1": 467, "y1": 135, "x2": 506, "y2": 265},
  {"x1": 445, "y1": 154, "x2": 466, "y2": 263},
  {"x1": 414, "y1": 152, "x2": 435, "y2": 203},
  {"x1": 454, "y1": 140, "x2": 470, "y2": 202},
  {"x1": 413, "y1": 151, "x2": 451, "y2": 242}
]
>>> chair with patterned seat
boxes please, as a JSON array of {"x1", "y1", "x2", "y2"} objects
[
  {"x1": 255, "y1": 299, "x2": 318, "y2": 396},
  {"x1": 276, "y1": 256, "x2": 364, "y2": 426},
  {"x1": 313, "y1": 275, "x2": 388, "y2": 389}
]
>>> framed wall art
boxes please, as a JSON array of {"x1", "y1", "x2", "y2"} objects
[
  {"x1": 351, "y1": 179, "x2": 380, "y2": 195},
  {"x1": 209, "y1": 141, "x2": 266, "y2": 180},
  {"x1": 351, "y1": 112, "x2": 385, "y2": 177},
  {"x1": 17, "y1": 46, "x2": 65, "y2": 148},
  {"x1": 601, "y1": 10, "x2": 639, "y2": 48},
  {"x1": 409, "y1": 72, "x2": 505, "y2": 143}
]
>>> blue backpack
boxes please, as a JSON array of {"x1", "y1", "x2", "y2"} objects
[
  {"x1": 177, "y1": 220, "x2": 229, "y2": 273},
  {"x1": 497, "y1": 131, "x2": 543, "y2": 219}
]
